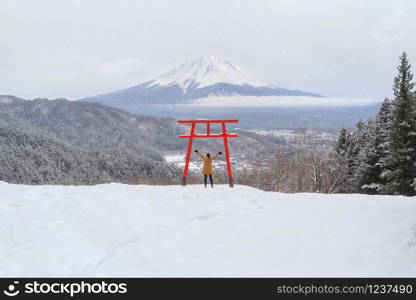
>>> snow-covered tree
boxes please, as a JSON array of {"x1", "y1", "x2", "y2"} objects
[
  {"x1": 0, "y1": 126, "x2": 181, "y2": 185},
  {"x1": 334, "y1": 126, "x2": 350, "y2": 155},
  {"x1": 384, "y1": 52, "x2": 416, "y2": 195},
  {"x1": 347, "y1": 120, "x2": 369, "y2": 192},
  {"x1": 359, "y1": 99, "x2": 394, "y2": 194},
  {"x1": 338, "y1": 53, "x2": 416, "y2": 196},
  {"x1": 328, "y1": 126, "x2": 352, "y2": 193},
  {"x1": 373, "y1": 98, "x2": 394, "y2": 193}
]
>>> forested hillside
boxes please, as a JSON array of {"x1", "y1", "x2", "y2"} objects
[
  {"x1": 0, "y1": 127, "x2": 180, "y2": 185},
  {"x1": 0, "y1": 98, "x2": 284, "y2": 161},
  {"x1": 0, "y1": 98, "x2": 182, "y2": 161}
]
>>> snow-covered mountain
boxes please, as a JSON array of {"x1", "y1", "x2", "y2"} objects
[
  {"x1": 81, "y1": 55, "x2": 322, "y2": 106},
  {"x1": 79, "y1": 56, "x2": 381, "y2": 131},
  {"x1": 148, "y1": 55, "x2": 264, "y2": 92}
]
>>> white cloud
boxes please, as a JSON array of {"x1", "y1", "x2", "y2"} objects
[{"x1": 183, "y1": 96, "x2": 383, "y2": 108}]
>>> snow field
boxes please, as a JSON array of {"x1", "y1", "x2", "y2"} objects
[{"x1": 1, "y1": 182, "x2": 415, "y2": 277}]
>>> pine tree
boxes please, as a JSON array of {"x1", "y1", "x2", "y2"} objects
[
  {"x1": 347, "y1": 120, "x2": 368, "y2": 192},
  {"x1": 357, "y1": 119, "x2": 382, "y2": 194},
  {"x1": 327, "y1": 127, "x2": 351, "y2": 193},
  {"x1": 375, "y1": 98, "x2": 394, "y2": 193},
  {"x1": 335, "y1": 126, "x2": 350, "y2": 155},
  {"x1": 351, "y1": 120, "x2": 376, "y2": 193},
  {"x1": 386, "y1": 52, "x2": 416, "y2": 195},
  {"x1": 354, "y1": 99, "x2": 394, "y2": 194}
]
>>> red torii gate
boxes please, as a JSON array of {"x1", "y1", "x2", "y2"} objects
[{"x1": 178, "y1": 119, "x2": 239, "y2": 187}]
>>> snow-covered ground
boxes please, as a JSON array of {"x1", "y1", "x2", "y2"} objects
[
  {"x1": 241, "y1": 129, "x2": 336, "y2": 153},
  {"x1": 245, "y1": 129, "x2": 336, "y2": 142},
  {"x1": 164, "y1": 154, "x2": 247, "y2": 172},
  {"x1": 1, "y1": 181, "x2": 416, "y2": 277},
  {"x1": 164, "y1": 154, "x2": 200, "y2": 171}
]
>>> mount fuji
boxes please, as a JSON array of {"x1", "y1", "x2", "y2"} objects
[
  {"x1": 80, "y1": 56, "x2": 380, "y2": 131},
  {"x1": 81, "y1": 55, "x2": 322, "y2": 107}
]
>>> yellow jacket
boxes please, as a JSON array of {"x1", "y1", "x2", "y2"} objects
[{"x1": 197, "y1": 153, "x2": 220, "y2": 175}]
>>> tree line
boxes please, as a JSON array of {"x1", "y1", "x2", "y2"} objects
[
  {"x1": 335, "y1": 52, "x2": 416, "y2": 196},
  {"x1": 236, "y1": 52, "x2": 416, "y2": 196}
]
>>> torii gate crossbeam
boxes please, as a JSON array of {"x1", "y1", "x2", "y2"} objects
[{"x1": 178, "y1": 119, "x2": 238, "y2": 187}]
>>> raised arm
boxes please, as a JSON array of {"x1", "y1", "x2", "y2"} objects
[{"x1": 212, "y1": 152, "x2": 222, "y2": 160}]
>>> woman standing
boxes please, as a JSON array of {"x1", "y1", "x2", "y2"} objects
[{"x1": 194, "y1": 150, "x2": 222, "y2": 187}]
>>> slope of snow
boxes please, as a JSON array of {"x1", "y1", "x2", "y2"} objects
[
  {"x1": 1, "y1": 181, "x2": 416, "y2": 277},
  {"x1": 184, "y1": 95, "x2": 382, "y2": 107},
  {"x1": 148, "y1": 55, "x2": 264, "y2": 92}
]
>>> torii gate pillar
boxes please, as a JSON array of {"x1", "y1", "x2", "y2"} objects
[{"x1": 178, "y1": 120, "x2": 238, "y2": 187}]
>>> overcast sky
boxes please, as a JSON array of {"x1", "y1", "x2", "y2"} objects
[{"x1": 1, "y1": 0, "x2": 415, "y2": 100}]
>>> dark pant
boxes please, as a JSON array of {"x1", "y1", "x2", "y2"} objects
[{"x1": 204, "y1": 174, "x2": 213, "y2": 187}]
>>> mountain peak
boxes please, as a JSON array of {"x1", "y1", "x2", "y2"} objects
[
  {"x1": 148, "y1": 55, "x2": 263, "y2": 92},
  {"x1": 81, "y1": 56, "x2": 323, "y2": 107}
]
